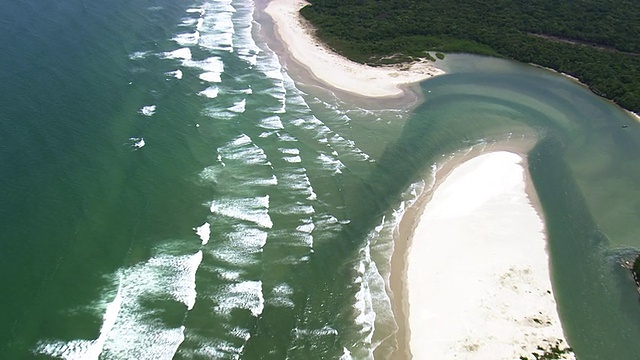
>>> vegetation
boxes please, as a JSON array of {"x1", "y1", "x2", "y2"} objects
[
  {"x1": 519, "y1": 339, "x2": 574, "y2": 360},
  {"x1": 634, "y1": 255, "x2": 640, "y2": 278},
  {"x1": 300, "y1": 0, "x2": 640, "y2": 113}
]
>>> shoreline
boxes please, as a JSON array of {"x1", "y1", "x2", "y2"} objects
[
  {"x1": 392, "y1": 146, "x2": 573, "y2": 359},
  {"x1": 260, "y1": 0, "x2": 444, "y2": 104},
  {"x1": 530, "y1": 63, "x2": 640, "y2": 124},
  {"x1": 389, "y1": 140, "x2": 537, "y2": 359}
]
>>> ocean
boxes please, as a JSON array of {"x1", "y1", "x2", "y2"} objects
[
  {"x1": 1, "y1": 0, "x2": 640, "y2": 359},
  {"x1": 0, "y1": 0, "x2": 410, "y2": 357}
]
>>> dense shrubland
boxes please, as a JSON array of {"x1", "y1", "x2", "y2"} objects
[{"x1": 301, "y1": 0, "x2": 640, "y2": 113}]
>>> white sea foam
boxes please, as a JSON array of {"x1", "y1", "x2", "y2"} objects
[
  {"x1": 256, "y1": 83, "x2": 286, "y2": 100},
  {"x1": 230, "y1": 87, "x2": 252, "y2": 95},
  {"x1": 292, "y1": 326, "x2": 339, "y2": 338},
  {"x1": 317, "y1": 153, "x2": 345, "y2": 175},
  {"x1": 139, "y1": 105, "x2": 156, "y2": 116},
  {"x1": 172, "y1": 31, "x2": 200, "y2": 46},
  {"x1": 96, "y1": 252, "x2": 201, "y2": 358},
  {"x1": 129, "y1": 137, "x2": 145, "y2": 149},
  {"x1": 268, "y1": 228, "x2": 313, "y2": 248},
  {"x1": 183, "y1": 56, "x2": 223, "y2": 82},
  {"x1": 197, "y1": 0, "x2": 236, "y2": 52},
  {"x1": 259, "y1": 115, "x2": 284, "y2": 130},
  {"x1": 226, "y1": 225, "x2": 268, "y2": 250},
  {"x1": 292, "y1": 231, "x2": 314, "y2": 247},
  {"x1": 279, "y1": 171, "x2": 311, "y2": 190},
  {"x1": 199, "y1": 164, "x2": 277, "y2": 188},
  {"x1": 286, "y1": 92, "x2": 309, "y2": 109},
  {"x1": 259, "y1": 131, "x2": 275, "y2": 138},
  {"x1": 353, "y1": 245, "x2": 375, "y2": 342},
  {"x1": 232, "y1": 0, "x2": 261, "y2": 65},
  {"x1": 129, "y1": 51, "x2": 150, "y2": 60},
  {"x1": 196, "y1": 17, "x2": 204, "y2": 30},
  {"x1": 259, "y1": 67, "x2": 284, "y2": 82},
  {"x1": 237, "y1": 51, "x2": 257, "y2": 66},
  {"x1": 199, "y1": 72, "x2": 222, "y2": 83},
  {"x1": 209, "y1": 196, "x2": 273, "y2": 229},
  {"x1": 272, "y1": 203, "x2": 315, "y2": 216},
  {"x1": 283, "y1": 155, "x2": 302, "y2": 163},
  {"x1": 199, "y1": 31, "x2": 234, "y2": 53},
  {"x1": 289, "y1": 113, "x2": 374, "y2": 163},
  {"x1": 36, "y1": 250, "x2": 203, "y2": 359},
  {"x1": 211, "y1": 247, "x2": 259, "y2": 267},
  {"x1": 217, "y1": 269, "x2": 242, "y2": 282},
  {"x1": 213, "y1": 280, "x2": 264, "y2": 317},
  {"x1": 266, "y1": 283, "x2": 294, "y2": 308},
  {"x1": 177, "y1": 251, "x2": 203, "y2": 311},
  {"x1": 198, "y1": 86, "x2": 219, "y2": 98},
  {"x1": 374, "y1": 216, "x2": 386, "y2": 234},
  {"x1": 218, "y1": 134, "x2": 272, "y2": 166},
  {"x1": 163, "y1": 47, "x2": 192, "y2": 60},
  {"x1": 290, "y1": 118, "x2": 305, "y2": 127},
  {"x1": 271, "y1": 254, "x2": 311, "y2": 265},
  {"x1": 34, "y1": 282, "x2": 123, "y2": 360},
  {"x1": 314, "y1": 214, "x2": 343, "y2": 234},
  {"x1": 279, "y1": 171, "x2": 317, "y2": 200},
  {"x1": 202, "y1": 107, "x2": 238, "y2": 120},
  {"x1": 277, "y1": 133, "x2": 297, "y2": 142},
  {"x1": 186, "y1": 7, "x2": 205, "y2": 15},
  {"x1": 253, "y1": 175, "x2": 278, "y2": 186},
  {"x1": 340, "y1": 347, "x2": 354, "y2": 360},
  {"x1": 296, "y1": 221, "x2": 315, "y2": 234},
  {"x1": 230, "y1": 133, "x2": 252, "y2": 146},
  {"x1": 279, "y1": 148, "x2": 299, "y2": 155},
  {"x1": 327, "y1": 134, "x2": 373, "y2": 162},
  {"x1": 165, "y1": 69, "x2": 183, "y2": 79},
  {"x1": 194, "y1": 222, "x2": 211, "y2": 245},
  {"x1": 179, "y1": 17, "x2": 198, "y2": 27},
  {"x1": 228, "y1": 99, "x2": 246, "y2": 113},
  {"x1": 177, "y1": 335, "x2": 244, "y2": 359},
  {"x1": 271, "y1": 100, "x2": 287, "y2": 114}
]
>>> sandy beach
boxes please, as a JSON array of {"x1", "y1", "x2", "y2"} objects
[
  {"x1": 403, "y1": 151, "x2": 573, "y2": 359},
  {"x1": 263, "y1": 0, "x2": 444, "y2": 98}
]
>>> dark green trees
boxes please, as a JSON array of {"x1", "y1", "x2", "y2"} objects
[{"x1": 301, "y1": 0, "x2": 640, "y2": 113}]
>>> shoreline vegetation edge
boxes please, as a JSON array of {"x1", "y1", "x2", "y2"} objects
[{"x1": 262, "y1": 0, "x2": 444, "y2": 103}]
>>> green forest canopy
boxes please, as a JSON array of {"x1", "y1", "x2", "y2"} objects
[{"x1": 300, "y1": 0, "x2": 640, "y2": 114}]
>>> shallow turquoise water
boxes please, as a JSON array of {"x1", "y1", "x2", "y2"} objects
[{"x1": 1, "y1": 0, "x2": 639, "y2": 358}]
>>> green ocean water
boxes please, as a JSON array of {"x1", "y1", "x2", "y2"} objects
[{"x1": 1, "y1": 0, "x2": 639, "y2": 358}]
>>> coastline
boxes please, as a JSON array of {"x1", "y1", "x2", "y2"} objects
[
  {"x1": 261, "y1": 0, "x2": 444, "y2": 102},
  {"x1": 392, "y1": 148, "x2": 573, "y2": 359},
  {"x1": 256, "y1": 1, "x2": 571, "y2": 358},
  {"x1": 530, "y1": 64, "x2": 640, "y2": 124}
]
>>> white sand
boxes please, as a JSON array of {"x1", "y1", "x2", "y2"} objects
[
  {"x1": 407, "y1": 152, "x2": 573, "y2": 359},
  {"x1": 264, "y1": 0, "x2": 444, "y2": 98},
  {"x1": 627, "y1": 110, "x2": 640, "y2": 122}
]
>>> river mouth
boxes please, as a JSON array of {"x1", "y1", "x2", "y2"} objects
[
  {"x1": 2, "y1": 0, "x2": 639, "y2": 357},
  {"x1": 388, "y1": 54, "x2": 640, "y2": 359}
]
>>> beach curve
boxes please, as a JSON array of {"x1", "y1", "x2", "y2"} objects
[
  {"x1": 263, "y1": 0, "x2": 444, "y2": 98},
  {"x1": 405, "y1": 151, "x2": 573, "y2": 359}
]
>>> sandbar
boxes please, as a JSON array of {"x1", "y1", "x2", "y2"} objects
[
  {"x1": 406, "y1": 151, "x2": 573, "y2": 359},
  {"x1": 263, "y1": 0, "x2": 444, "y2": 99}
]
